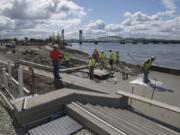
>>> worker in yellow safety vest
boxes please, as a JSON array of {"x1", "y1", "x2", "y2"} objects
[
  {"x1": 143, "y1": 56, "x2": 155, "y2": 83},
  {"x1": 88, "y1": 56, "x2": 96, "y2": 79},
  {"x1": 63, "y1": 52, "x2": 71, "y2": 67},
  {"x1": 116, "y1": 50, "x2": 120, "y2": 66},
  {"x1": 92, "y1": 48, "x2": 99, "y2": 63},
  {"x1": 109, "y1": 50, "x2": 114, "y2": 70},
  {"x1": 99, "y1": 51, "x2": 106, "y2": 70}
]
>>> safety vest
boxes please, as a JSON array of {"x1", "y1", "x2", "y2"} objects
[
  {"x1": 88, "y1": 58, "x2": 95, "y2": 67},
  {"x1": 143, "y1": 59, "x2": 153, "y2": 71},
  {"x1": 64, "y1": 52, "x2": 70, "y2": 61},
  {"x1": 93, "y1": 49, "x2": 97, "y2": 55},
  {"x1": 116, "y1": 52, "x2": 120, "y2": 61},
  {"x1": 100, "y1": 53, "x2": 106, "y2": 64},
  {"x1": 110, "y1": 52, "x2": 114, "y2": 60}
]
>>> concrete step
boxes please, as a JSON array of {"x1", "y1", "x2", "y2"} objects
[
  {"x1": 66, "y1": 102, "x2": 126, "y2": 135},
  {"x1": 110, "y1": 107, "x2": 179, "y2": 135},
  {"x1": 83, "y1": 103, "x2": 141, "y2": 135},
  {"x1": 101, "y1": 106, "x2": 166, "y2": 135},
  {"x1": 106, "y1": 107, "x2": 173, "y2": 135},
  {"x1": 79, "y1": 103, "x2": 179, "y2": 135}
]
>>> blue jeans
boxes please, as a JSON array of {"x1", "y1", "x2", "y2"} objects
[
  {"x1": 143, "y1": 70, "x2": 149, "y2": 83},
  {"x1": 52, "y1": 60, "x2": 60, "y2": 80}
]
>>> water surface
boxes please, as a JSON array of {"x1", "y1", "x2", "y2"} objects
[{"x1": 69, "y1": 43, "x2": 180, "y2": 69}]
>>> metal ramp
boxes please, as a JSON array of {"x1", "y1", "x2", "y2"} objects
[{"x1": 28, "y1": 116, "x2": 83, "y2": 135}]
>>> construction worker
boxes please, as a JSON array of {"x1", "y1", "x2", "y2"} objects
[
  {"x1": 116, "y1": 50, "x2": 120, "y2": 66},
  {"x1": 63, "y1": 52, "x2": 70, "y2": 67},
  {"x1": 92, "y1": 48, "x2": 99, "y2": 63},
  {"x1": 143, "y1": 56, "x2": 155, "y2": 83},
  {"x1": 109, "y1": 50, "x2": 114, "y2": 70},
  {"x1": 88, "y1": 56, "x2": 96, "y2": 79},
  {"x1": 50, "y1": 44, "x2": 62, "y2": 80},
  {"x1": 99, "y1": 51, "x2": 106, "y2": 70}
]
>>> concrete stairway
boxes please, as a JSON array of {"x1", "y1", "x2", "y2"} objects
[{"x1": 68, "y1": 102, "x2": 179, "y2": 135}]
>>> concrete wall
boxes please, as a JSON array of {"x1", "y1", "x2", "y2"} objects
[
  {"x1": 13, "y1": 89, "x2": 128, "y2": 126},
  {"x1": 152, "y1": 65, "x2": 180, "y2": 76}
]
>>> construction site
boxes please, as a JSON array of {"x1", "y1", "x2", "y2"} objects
[{"x1": 0, "y1": 41, "x2": 180, "y2": 135}]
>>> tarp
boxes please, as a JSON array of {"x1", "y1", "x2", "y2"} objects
[{"x1": 130, "y1": 75, "x2": 162, "y2": 87}]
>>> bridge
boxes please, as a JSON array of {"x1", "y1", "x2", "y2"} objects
[
  {"x1": 66, "y1": 36, "x2": 180, "y2": 44},
  {"x1": 63, "y1": 30, "x2": 180, "y2": 44}
]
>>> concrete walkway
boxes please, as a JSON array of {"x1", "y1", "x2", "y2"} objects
[{"x1": 21, "y1": 66, "x2": 180, "y2": 130}]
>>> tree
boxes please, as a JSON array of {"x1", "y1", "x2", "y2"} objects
[
  {"x1": 24, "y1": 37, "x2": 29, "y2": 42},
  {"x1": 13, "y1": 38, "x2": 18, "y2": 44}
]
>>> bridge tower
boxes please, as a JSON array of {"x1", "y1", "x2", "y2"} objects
[
  {"x1": 79, "y1": 30, "x2": 83, "y2": 44},
  {"x1": 61, "y1": 29, "x2": 64, "y2": 43}
]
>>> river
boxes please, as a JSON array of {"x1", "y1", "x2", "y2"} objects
[{"x1": 69, "y1": 43, "x2": 180, "y2": 70}]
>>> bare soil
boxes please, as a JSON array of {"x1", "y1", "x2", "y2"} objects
[{"x1": 0, "y1": 45, "x2": 89, "y2": 68}]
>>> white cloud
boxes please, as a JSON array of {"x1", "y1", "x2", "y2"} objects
[
  {"x1": 83, "y1": 20, "x2": 123, "y2": 38},
  {"x1": 0, "y1": 0, "x2": 179, "y2": 40},
  {"x1": 106, "y1": 24, "x2": 123, "y2": 32},
  {"x1": 0, "y1": 0, "x2": 86, "y2": 38},
  {"x1": 123, "y1": 11, "x2": 159, "y2": 25},
  {"x1": 121, "y1": 11, "x2": 180, "y2": 39},
  {"x1": 37, "y1": 18, "x2": 81, "y2": 31},
  {"x1": 0, "y1": 16, "x2": 14, "y2": 30},
  {"x1": 57, "y1": 0, "x2": 86, "y2": 17},
  {"x1": 0, "y1": 0, "x2": 86, "y2": 28},
  {"x1": 161, "y1": 0, "x2": 177, "y2": 11},
  {"x1": 85, "y1": 19, "x2": 105, "y2": 30},
  {"x1": 0, "y1": 0, "x2": 86, "y2": 20}
]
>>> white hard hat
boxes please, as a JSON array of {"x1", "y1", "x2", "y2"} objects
[
  {"x1": 52, "y1": 44, "x2": 58, "y2": 48},
  {"x1": 151, "y1": 56, "x2": 155, "y2": 60}
]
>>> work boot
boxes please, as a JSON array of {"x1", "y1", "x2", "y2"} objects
[{"x1": 54, "y1": 79, "x2": 63, "y2": 89}]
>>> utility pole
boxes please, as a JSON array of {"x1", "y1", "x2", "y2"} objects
[{"x1": 79, "y1": 30, "x2": 83, "y2": 45}]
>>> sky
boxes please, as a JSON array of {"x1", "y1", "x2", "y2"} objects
[{"x1": 0, "y1": 0, "x2": 180, "y2": 39}]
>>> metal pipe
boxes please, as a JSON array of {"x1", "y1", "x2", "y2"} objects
[{"x1": 18, "y1": 67, "x2": 24, "y2": 97}]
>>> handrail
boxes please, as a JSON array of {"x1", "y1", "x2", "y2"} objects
[{"x1": 116, "y1": 90, "x2": 180, "y2": 113}]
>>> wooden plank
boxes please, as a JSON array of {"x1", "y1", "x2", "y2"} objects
[
  {"x1": 19, "y1": 60, "x2": 53, "y2": 72},
  {"x1": 60, "y1": 65, "x2": 88, "y2": 73},
  {"x1": 116, "y1": 90, "x2": 180, "y2": 113},
  {"x1": 20, "y1": 60, "x2": 88, "y2": 73},
  {"x1": 71, "y1": 57, "x2": 88, "y2": 64}
]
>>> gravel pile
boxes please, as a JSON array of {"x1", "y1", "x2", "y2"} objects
[{"x1": 0, "y1": 102, "x2": 17, "y2": 135}]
